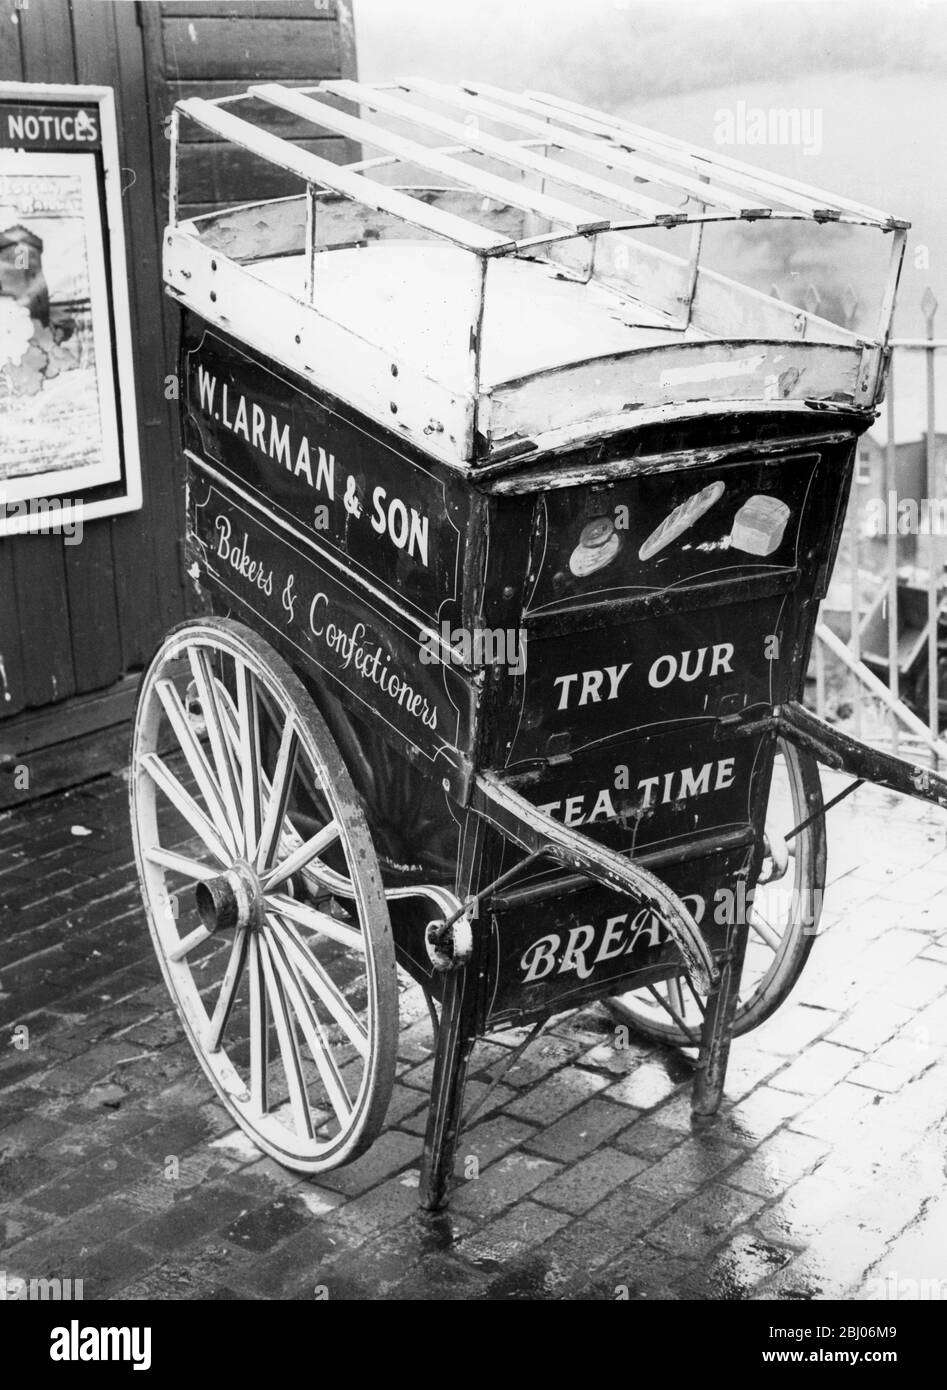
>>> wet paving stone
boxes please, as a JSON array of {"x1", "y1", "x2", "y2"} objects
[
  {"x1": 60, "y1": 1195, "x2": 150, "y2": 1245},
  {"x1": 630, "y1": 1135, "x2": 745, "y2": 1195},
  {"x1": 68, "y1": 1240, "x2": 155, "y2": 1300},
  {"x1": 25, "y1": 1146, "x2": 152, "y2": 1216},
  {"x1": 499, "y1": 1035, "x2": 589, "y2": 1087},
  {"x1": 726, "y1": 1130, "x2": 829, "y2": 1198},
  {"x1": 459, "y1": 1199, "x2": 573, "y2": 1274},
  {"x1": 386, "y1": 1251, "x2": 495, "y2": 1300},
  {"x1": 482, "y1": 1210, "x2": 647, "y2": 1299},
  {"x1": 124, "y1": 1110, "x2": 221, "y2": 1163},
  {"x1": 0, "y1": 1203, "x2": 54, "y2": 1249},
  {"x1": 0, "y1": 1152, "x2": 65, "y2": 1204},
  {"x1": 128, "y1": 1182, "x2": 256, "y2": 1253},
  {"x1": 222, "y1": 1194, "x2": 313, "y2": 1252},
  {"x1": 121, "y1": 1241, "x2": 257, "y2": 1301},
  {"x1": 679, "y1": 1228, "x2": 794, "y2": 1299},
  {"x1": 451, "y1": 1150, "x2": 562, "y2": 1218},
  {"x1": 456, "y1": 1114, "x2": 538, "y2": 1169},
  {"x1": 315, "y1": 1130, "x2": 421, "y2": 1196},
  {"x1": 505, "y1": 1064, "x2": 611, "y2": 1122},
  {"x1": 646, "y1": 1184, "x2": 766, "y2": 1260},
  {"x1": 606, "y1": 1058, "x2": 690, "y2": 1110},
  {"x1": 522, "y1": 1098, "x2": 633, "y2": 1163},
  {"x1": 229, "y1": 1223, "x2": 356, "y2": 1300},
  {"x1": 316, "y1": 1210, "x2": 474, "y2": 1297},
  {"x1": 0, "y1": 1112, "x2": 69, "y2": 1157},
  {"x1": 322, "y1": 1171, "x2": 423, "y2": 1241},
  {"x1": 589, "y1": 1241, "x2": 696, "y2": 1301},
  {"x1": 531, "y1": 1147, "x2": 648, "y2": 1215},
  {"x1": 612, "y1": 1116, "x2": 688, "y2": 1160}
]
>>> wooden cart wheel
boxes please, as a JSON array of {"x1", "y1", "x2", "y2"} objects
[
  {"x1": 130, "y1": 617, "x2": 398, "y2": 1172},
  {"x1": 606, "y1": 739, "x2": 825, "y2": 1044}
]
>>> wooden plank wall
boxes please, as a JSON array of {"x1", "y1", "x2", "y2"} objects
[
  {"x1": 0, "y1": 0, "x2": 354, "y2": 747},
  {"x1": 142, "y1": 1, "x2": 356, "y2": 221}
]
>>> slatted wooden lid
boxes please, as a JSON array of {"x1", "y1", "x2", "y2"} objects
[{"x1": 176, "y1": 77, "x2": 908, "y2": 249}]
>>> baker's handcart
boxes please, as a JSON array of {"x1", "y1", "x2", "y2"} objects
[{"x1": 131, "y1": 80, "x2": 946, "y2": 1210}]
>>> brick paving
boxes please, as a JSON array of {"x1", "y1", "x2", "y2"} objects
[{"x1": 1, "y1": 768, "x2": 946, "y2": 1301}]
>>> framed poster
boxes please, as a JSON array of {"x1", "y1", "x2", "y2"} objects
[{"x1": 0, "y1": 84, "x2": 142, "y2": 535}]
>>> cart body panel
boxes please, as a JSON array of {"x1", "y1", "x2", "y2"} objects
[
  {"x1": 146, "y1": 78, "x2": 920, "y2": 1208},
  {"x1": 181, "y1": 310, "x2": 864, "y2": 1023}
]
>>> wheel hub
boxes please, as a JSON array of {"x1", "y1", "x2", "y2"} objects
[{"x1": 194, "y1": 861, "x2": 263, "y2": 933}]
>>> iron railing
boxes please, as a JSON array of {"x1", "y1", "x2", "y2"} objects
[{"x1": 813, "y1": 285, "x2": 947, "y2": 766}]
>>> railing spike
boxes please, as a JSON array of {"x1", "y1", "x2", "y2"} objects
[
  {"x1": 841, "y1": 283, "x2": 859, "y2": 327},
  {"x1": 921, "y1": 285, "x2": 938, "y2": 325}
]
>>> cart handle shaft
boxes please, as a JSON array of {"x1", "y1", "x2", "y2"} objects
[{"x1": 777, "y1": 702, "x2": 947, "y2": 811}]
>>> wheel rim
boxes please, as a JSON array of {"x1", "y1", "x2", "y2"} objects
[
  {"x1": 130, "y1": 619, "x2": 398, "y2": 1171},
  {"x1": 606, "y1": 739, "x2": 825, "y2": 1044}
]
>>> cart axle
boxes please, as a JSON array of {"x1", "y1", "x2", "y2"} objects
[{"x1": 194, "y1": 862, "x2": 262, "y2": 934}]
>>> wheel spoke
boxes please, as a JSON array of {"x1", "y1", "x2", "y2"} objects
[
  {"x1": 206, "y1": 927, "x2": 250, "y2": 1052},
  {"x1": 264, "y1": 925, "x2": 353, "y2": 1126},
  {"x1": 263, "y1": 821, "x2": 341, "y2": 893},
  {"x1": 141, "y1": 753, "x2": 231, "y2": 864},
  {"x1": 647, "y1": 981, "x2": 700, "y2": 1044},
  {"x1": 749, "y1": 909, "x2": 781, "y2": 953},
  {"x1": 144, "y1": 846, "x2": 218, "y2": 881},
  {"x1": 248, "y1": 933, "x2": 269, "y2": 1115},
  {"x1": 155, "y1": 678, "x2": 240, "y2": 859},
  {"x1": 264, "y1": 891, "x2": 364, "y2": 953},
  {"x1": 269, "y1": 913, "x2": 369, "y2": 1058},
  {"x1": 235, "y1": 658, "x2": 264, "y2": 862},
  {"x1": 257, "y1": 934, "x2": 313, "y2": 1140},
  {"x1": 187, "y1": 648, "x2": 244, "y2": 849},
  {"x1": 682, "y1": 971, "x2": 707, "y2": 1018},
  {"x1": 255, "y1": 720, "x2": 299, "y2": 873},
  {"x1": 168, "y1": 923, "x2": 214, "y2": 962},
  {"x1": 219, "y1": 699, "x2": 355, "y2": 896},
  {"x1": 667, "y1": 973, "x2": 686, "y2": 1021},
  {"x1": 291, "y1": 854, "x2": 357, "y2": 900}
]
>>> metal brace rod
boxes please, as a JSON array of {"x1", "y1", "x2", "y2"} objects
[
  {"x1": 460, "y1": 1019, "x2": 548, "y2": 1130},
  {"x1": 432, "y1": 845, "x2": 554, "y2": 935},
  {"x1": 785, "y1": 778, "x2": 864, "y2": 843},
  {"x1": 645, "y1": 984, "x2": 701, "y2": 1046}
]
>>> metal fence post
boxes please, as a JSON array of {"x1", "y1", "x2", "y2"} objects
[
  {"x1": 885, "y1": 366, "x2": 900, "y2": 755},
  {"x1": 844, "y1": 285, "x2": 863, "y2": 741},
  {"x1": 922, "y1": 288, "x2": 940, "y2": 760}
]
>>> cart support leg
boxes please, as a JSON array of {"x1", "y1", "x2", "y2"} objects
[
  {"x1": 418, "y1": 969, "x2": 477, "y2": 1211},
  {"x1": 692, "y1": 917, "x2": 750, "y2": 1117}
]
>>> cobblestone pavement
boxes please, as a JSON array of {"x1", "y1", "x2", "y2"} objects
[{"x1": 1, "y1": 767, "x2": 946, "y2": 1301}]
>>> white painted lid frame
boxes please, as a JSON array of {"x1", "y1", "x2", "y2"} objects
[{"x1": 163, "y1": 80, "x2": 909, "y2": 467}]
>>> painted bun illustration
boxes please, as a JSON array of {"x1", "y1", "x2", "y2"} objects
[
  {"x1": 569, "y1": 516, "x2": 623, "y2": 577},
  {"x1": 638, "y1": 479, "x2": 726, "y2": 562}
]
